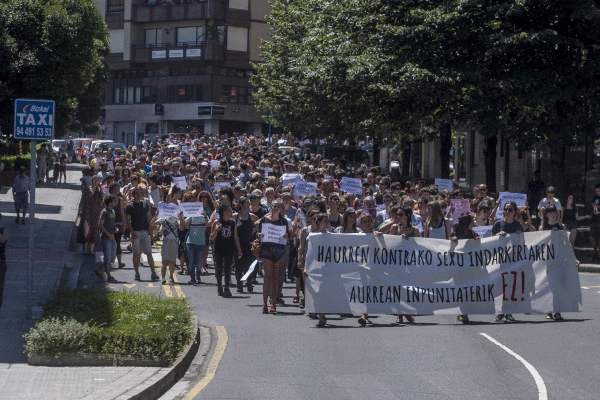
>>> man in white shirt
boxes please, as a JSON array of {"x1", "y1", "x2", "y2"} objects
[{"x1": 538, "y1": 186, "x2": 562, "y2": 222}]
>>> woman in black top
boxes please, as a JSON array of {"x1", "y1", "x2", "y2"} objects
[
  {"x1": 492, "y1": 201, "x2": 522, "y2": 323},
  {"x1": 450, "y1": 213, "x2": 480, "y2": 324},
  {"x1": 210, "y1": 203, "x2": 242, "y2": 298},
  {"x1": 539, "y1": 204, "x2": 567, "y2": 320},
  {"x1": 257, "y1": 199, "x2": 290, "y2": 314}
]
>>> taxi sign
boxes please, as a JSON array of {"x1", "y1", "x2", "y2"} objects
[{"x1": 14, "y1": 99, "x2": 55, "y2": 140}]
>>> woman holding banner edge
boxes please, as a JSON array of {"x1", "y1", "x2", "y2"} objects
[
  {"x1": 492, "y1": 201, "x2": 523, "y2": 323},
  {"x1": 389, "y1": 205, "x2": 419, "y2": 324}
]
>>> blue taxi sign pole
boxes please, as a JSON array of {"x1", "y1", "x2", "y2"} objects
[{"x1": 14, "y1": 99, "x2": 55, "y2": 319}]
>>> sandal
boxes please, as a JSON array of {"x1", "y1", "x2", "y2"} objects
[
  {"x1": 546, "y1": 313, "x2": 554, "y2": 319},
  {"x1": 358, "y1": 317, "x2": 367, "y2": 326},
  {"x1": 365, "y1": 318, "x2": 373, "y2": 325},
  {"x1": 293, "y1": 296, "x2": 300, "y2": 304},
  {"x1": 316, "y1": 319, "x2": 326, "y2": 328},
  {"x1": 270, "y1": 305, "x2": 277, "y2": 313},
  {"x1": 262, "y1": 305, "x2": 268, "y2": 314},
  {"x1": 177, "y1": 269, "x2": 185, "y2": 275},
  {"x1": 396, "y1": 315, "x2": 403, "y2": 324},
  {"x1": 299, "y1": 299, "x2": 305, "y2": 309},
  {"x1": 406, "y1": 315, "x2": 415, "y2": 323}
]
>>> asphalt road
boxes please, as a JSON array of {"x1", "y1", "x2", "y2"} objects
[{"x1": 101, "y1": 245, "x2": 600, "y2": 400}]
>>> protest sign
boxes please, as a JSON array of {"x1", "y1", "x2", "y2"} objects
[
  {"x1": 214, "y1": 182, "x2": 231, "y2": 192},
  {"x1": 282, "y1": 173, "x2": 303, "y2": 188},
  {"x1": 450, "y1": 199, "x2": 472, "y2": 224},
  {"x1": 324, "y1": 175, "x2": 334, "y2": 181},
  {"x1": 210, "y1": 159, "x2": 220, "y2": 169},
  {"x1": 304, "y1": 231, "x2": 581, "y2": 315},
  {"x1": 181, "y1": 146, "x2": 191, "y2": 154},
  {"x1": 340, "y1": 177, "x2": 363, "y2": 195},
  {"x1": 242, "y1": 260, "x2": 259, "y2": 282},
  {"x1": 294, "y1": 181, "x2": 318, "y2": 197},
  {"x1": 435, "y1": 178, "x2": 454, "y2": 192},
  {"x1": 107, "y1": 161, "x2": 114, "y2": 171},
  {"x1": 261, "y1": 223, "x2": 287, "y2": 245},
  {"x1": 157, "y1": 202, "x2": 180, "y2": 220},
  {"x1": 173, "y1": 176, "x2": 187, "y2": 190},
  {"x1": 264, "y1": 167, "x2": 273, "y2": 175},
  {"x1": 496, "y1": 192, "x2": 528, "y2": 219},
  {"x1": 473, "y1": 225, "x2": 493, "y2": 238},
  {"x1": 180, "y1": 202, "x2": 204, "y2": 217}
]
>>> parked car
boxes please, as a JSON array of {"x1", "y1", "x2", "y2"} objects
[
  {"x1": 96, "y1": 142, "x2": 127, "y2": 153},
  {"x1": 79, "y1": 139, "x2": 101, "y2": 163},
  {"x1": 51, "y1": 140, "x2": 65, "y2": 155},
  {"x1": 299, "y1": 145, "x2": 371, "y2": 166},
  {"x1": 58, "y1": 138, "x2": 98, "y2": 163},
  {"x1": 278, "y1": 146, "x2": 301, "y2": 157},
  {"x1": 85, "y1": 140, "x2": 114, "y2": 160}
]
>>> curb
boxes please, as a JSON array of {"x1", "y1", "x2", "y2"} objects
[
  {"x1": 128, "y1": 314, "x2": 203, "y2": 400},
  {"x1": 579, "y1": 264, "x2": 600, "y2": 273}
]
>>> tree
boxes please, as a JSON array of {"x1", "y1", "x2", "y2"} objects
[
  {"x1": 0, "y1": 0, "x2": 109, "y2": 138},
  {"x1": 253, "y1": 0, "x2": 600, "y2": 191}
]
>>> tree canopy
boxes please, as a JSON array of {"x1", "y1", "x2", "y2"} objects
[
  {"x1": 0, "y1": 0, "x2": 110, "y2": 138},
  {"x1": 252, "y1": 0, "x2": 600, "y2": 189}
]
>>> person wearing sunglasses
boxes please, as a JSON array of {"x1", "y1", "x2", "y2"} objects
[
  {"x1": 327, "y1": 193, "x2": 343, "y2": 231},
  {"x1": 491, "y1": 201, "x2": 523, "y2": 323},
  {"x1": 474, "y1": 201, "x2": 494, "y2": 227}
]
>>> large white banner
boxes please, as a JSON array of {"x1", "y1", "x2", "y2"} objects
[{"x1": 305, "y1": 231, "x2": 581, "y2": 315}]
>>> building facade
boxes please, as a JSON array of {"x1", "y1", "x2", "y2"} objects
[{"x1": 93, "y1": 0, "x2": 271, "y2": 144}]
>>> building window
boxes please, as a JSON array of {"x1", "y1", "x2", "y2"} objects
[
  {"x1": 145, "y1": 29, "x2": 163, "y2": 47},
  {"x1": 229, "y1": 0, "x2": 248, "y2": 10},
  {"x1": 167, "y1": 85, "x2": 203, "y2": 102},
  {"x1": 229, "y1": 86, "x2": 238, "y2": 103},
  {"x1": 221, "y1": 85, "x2": 248, "y2": 104},
  {"x1": 238, "y1": 87, "x2": 246, "y2": 104},
  {"x1": 107, "y1": 0, "x2": 124, "y2": 13},
  {"x1": 114, "y1": 87, "x2": 142, "y2": 104},
  {"x1": 221, "y1": 85, "x2": 230, "y2": 103},
  {"x1": 114, "y1": 88, "x2": 121, "y2": 104},
  {"x1": 227, "y1": 27, "x2": 248, "y2": 52},
  {"x1": 177, "y1": 26, "x2": 206, "y2": 45},
  {"x1": 143, "y1": 86, "x2": 158, "y2": 103}
]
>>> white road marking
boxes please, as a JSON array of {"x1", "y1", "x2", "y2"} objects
[
  {"x1": 581, "y1": 286, "x2": 589, "y2": 289},
  {"x1": 480, "y1": 333, "x2": 547, "y2": 400}
]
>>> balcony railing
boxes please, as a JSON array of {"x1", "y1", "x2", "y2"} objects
[
  {"x1": 132, "y1": 0, "x2": 225, "y2": 23},
  {"x1": 131, "y1": 42, "x2": 225, "y2": 63}
]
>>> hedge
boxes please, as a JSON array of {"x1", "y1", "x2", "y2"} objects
[{"x1": 23, "y1": 288, "x2": 194, "y2": 363}]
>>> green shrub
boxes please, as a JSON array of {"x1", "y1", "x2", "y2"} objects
[
  {"x1": 23, "y1": 288, "x2": 194, "y2": 363},
  {"x1": 2, "y1": 154, "x2": 32, "y2": 171},
  {"x1": 23, "y1": 317, "x2": 96, "y2": 357}
]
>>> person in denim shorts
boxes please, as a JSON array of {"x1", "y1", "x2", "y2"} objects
[{"x1": 94, "y1": 195, "x2": 118, "y2": 283}]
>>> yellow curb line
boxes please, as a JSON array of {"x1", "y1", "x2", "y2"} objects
[
  {"x1": 163, "y1": 282, "x2": 174, "y2": 298},
  {"x1": 172, "y1": 273, "x2": 187, "y2": 298},
  {"x1": 183, "y1": 326, "x2": 228, "y2": 399}
]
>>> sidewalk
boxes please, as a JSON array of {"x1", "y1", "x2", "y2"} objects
[{"x1": 0, "y1": 165, "x2": 202, "y2": 400}]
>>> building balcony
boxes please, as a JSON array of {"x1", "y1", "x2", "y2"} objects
[
  {"x1": 131, "y1": 0, "x2": 225, "y2": 23},
  {"x1": 131, "y1": 42, "x2": 225, "y2": 63}
]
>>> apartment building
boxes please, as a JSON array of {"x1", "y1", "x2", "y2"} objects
[{"x1": 93, "y1": 0, "x2": 270, "y2": 144}]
